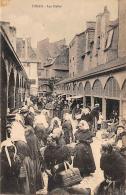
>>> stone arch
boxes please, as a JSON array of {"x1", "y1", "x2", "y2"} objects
[
  {"x1": 122, "y1": 79, "x2": 126, "y2": 99},
  {"x1": 84, "y1": 81, "x2": 91, "y2": 96},
  {"x1": 78, "y1": 82, "x2": 84, "y2": 95},
  {"x1": 1, "y1": 59, "x2": 8, "y2": 140},
  {"x1": 92, "y1": 79, "x2": 103, "y2": 97},
  {"x1": 104, "y1": 77, "x2": 120, "y2": 98}
]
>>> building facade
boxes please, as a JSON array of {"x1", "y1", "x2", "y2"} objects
[
  {"x1": 37, "y1": 38, "x2": 69, "y2": 95},
  {"x1": 55, "y1": 3, "x2": 126, "y2": 121},
  {"x1": 0, "y1": 26, "x2": 29, "y2": 140}
]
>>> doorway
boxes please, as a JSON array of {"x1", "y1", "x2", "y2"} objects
[
  {"x1": 85, "y1": 96, "x2": 91, "y2": 107},
  {"x1": 94, "y1": 97, "x2": 102, "y2": 112},
  {"x1": 106, "y1": 99, "x2": 119, "y2": 120}
]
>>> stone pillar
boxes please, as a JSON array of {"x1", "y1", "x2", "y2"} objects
[
  {"x1": 119, "y1": 98, "x2": 122, "y2": 122},
  {"x1": 102, "y1": 97, "x2": 106, "y2": 120},
  {"x1": 122, "y1": 100, "x2": 126, "y2": 120},
  {"x1": 83, "y1": 96, "x2": 86, "y2": 107},
  {"x1": 91, "y1": 96, "x2": 94, "y2": 109}
]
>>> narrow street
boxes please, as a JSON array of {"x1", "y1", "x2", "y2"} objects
[{"x1": 1, "y1": 1, "x2": 126, "y2": 194}]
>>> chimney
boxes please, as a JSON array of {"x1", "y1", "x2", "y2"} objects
[
  {"x1": 86, "y1": 21, "x2": 96, "y2": 29},
  {"x1": 118, "y1": 0, "x2": 126, "y2": 57},
  {"x1": 103, "y1": 6, "x2": 110, "y2": 29}
]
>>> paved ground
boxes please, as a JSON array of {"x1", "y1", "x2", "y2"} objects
[{"x1": 37, "y1": 118, "x2": 105, "y2": 195}]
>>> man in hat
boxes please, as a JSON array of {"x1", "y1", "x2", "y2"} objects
[
  {"x1": 20, "y1": 107, "x2": 34, "y2": 127},
  {"x1": 121, "y1": 118, "x2": 126, "y2": 130},
  {"x1": 115, "y1": 121, "x2": 126, "y2": 157}
]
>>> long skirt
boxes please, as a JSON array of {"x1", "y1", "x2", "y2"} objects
[
  {"x1": 73, "y1": 142, "x2": 96, "y2": 177},
  {"x1": 33, "y1": 159, "x2": 44, "y2": 191},
  {"x1": 94, "y1": 180, "x2": 126, "y2": 195}
]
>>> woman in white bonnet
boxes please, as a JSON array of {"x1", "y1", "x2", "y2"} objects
[
  {"x1": 1, "y1": 139, "x2": 21, "y2": 194},
  {"x1": 49, "y1": 117, "x2": 65, "y2": 146},
  {"x1": 73, "y1": 120, "x2": 96, "y2": 177}
]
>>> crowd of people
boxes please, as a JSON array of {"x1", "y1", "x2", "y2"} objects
[{"x1": 1, "y1": 94, "x2": 126, "y2": 195}]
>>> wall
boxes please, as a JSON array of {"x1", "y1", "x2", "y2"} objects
[
  {"x1": 77, "y1": 33, "x2": 86, "y2": 74},
  {"x1": 69, "y1": 37, "x2": 77, "y2": 77},
  {"x1": 23, "y1": 62, "x2": 38, "y2": 95},
  {"x1": 69, "y1": 32, "x2": 86, "y2": 77},
  {"x1": 118, "y1": 0, "x2": 126, "y2": 57},
  {"x1": 37, "y1": 38, "x2": 50, "y2": 66},
  {"x1": 83, "y1": 29, "x2": 95, "y2": 71},
  {"x1": 16, "y1": 38, "x2": 25, "y2": 59},
  {"x1": 105, "y1": 25, "x2": 118, "y2": 62},
  {"x1": 54, "y1": 70, "x2": 69, "y2": 79},
  {"x1": 49, "y1": 38, "x2": 66, "y2": 57}
]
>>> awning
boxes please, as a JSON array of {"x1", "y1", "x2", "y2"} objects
[{"x1": 66, "y1": 95, "x2": 83, "y2": 100}]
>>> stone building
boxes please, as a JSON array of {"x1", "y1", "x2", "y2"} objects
[
  {"x1": 55, "y1": 3, "x2": 126, "y2": 120},
  {"x1": 37, "y1": 38, "x2": 68, "y2": 95},
  {"x1": 16, "y1": 38, "x2": 39, "y2": 95},
  {"x1": 69, "y1": 22, "x2": 96, "y2": 77},
  {"x1": 0, "y1": 25, "x2": 29, "y2": 140}
]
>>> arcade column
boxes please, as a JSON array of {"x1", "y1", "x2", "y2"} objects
[
  {"x1": 91, "y1": 96, "x2": 94, "y2": 109},
  {"x1": 102, "y1": 97, "x2": 106, "y2": 120}
]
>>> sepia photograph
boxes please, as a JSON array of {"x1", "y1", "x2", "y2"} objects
[{"x1": 0, "y1": 0, "x2": 126, "y2": 194}]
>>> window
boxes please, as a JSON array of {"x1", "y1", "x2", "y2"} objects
[{"x1": 96, "y1": 36, "x2": 100, "y2": 49}]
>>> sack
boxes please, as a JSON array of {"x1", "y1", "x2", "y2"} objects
[{"x1": 58, "y1": 161, "x2": 82, "y2": 187}]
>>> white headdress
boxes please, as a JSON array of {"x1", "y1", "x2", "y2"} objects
[{"x1": 1, "y1": 139, "x2": 17, "y2": 167}]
